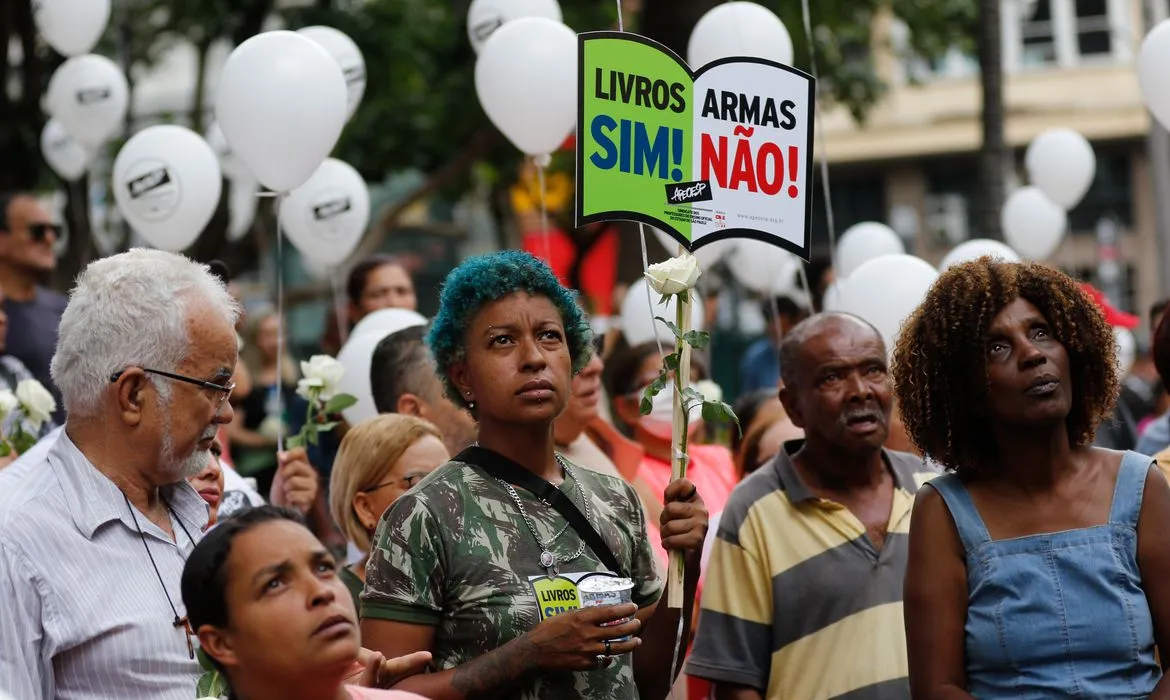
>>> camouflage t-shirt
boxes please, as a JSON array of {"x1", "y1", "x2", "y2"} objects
[{"x1": 362, "y1": 456, "x2": 663, "y2": 700}]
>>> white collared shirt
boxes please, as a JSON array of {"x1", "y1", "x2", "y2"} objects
[{"x1": 0, "y1": 430, "x2": 209, "y2": 700}]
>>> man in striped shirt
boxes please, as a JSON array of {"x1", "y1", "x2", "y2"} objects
[
  {"x1": 0, "y1": 250, "x2": 241, "y2": 699},
  {"x1": 687, "y1": 313, "x2": 936, "y2": 700}
]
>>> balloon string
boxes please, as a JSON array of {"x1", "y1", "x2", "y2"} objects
[
  {"x1": 536, "y1": 160, "x2": 553, "y2": 268},
  {"x1": 615, "y1": 0, "x2": 624, "y2": 31},
  {"x1": 797, "y1": 262, "x2": 815, "y2": 314},
  {"x1": 638, "y1": 223, "x2": 667, "y2": 360},
  {"x1": 799, "y1": 0, "x2": 837, "y2": 268},
  {"x1": 274, "y1": 191, "x2": 287, "y2": 452}
]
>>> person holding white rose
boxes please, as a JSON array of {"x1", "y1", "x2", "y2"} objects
[
  {"x1": 0, "y1": 284, "x2": 56, "y2": 468},
  {"x1": 231, "y1": 309, "x2": 302, "y2": 497}
]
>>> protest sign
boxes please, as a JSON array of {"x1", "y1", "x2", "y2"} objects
[{"x1": 576, "y1": 32, "x2": 815, "y2": 260}]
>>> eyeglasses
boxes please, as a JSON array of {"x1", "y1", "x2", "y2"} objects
[
  {"x1": 27, "y1": 223, "x2": 63, "y2": 242},
  {"x1": 361, "y1": 472, "x2": 426, "y2": 494},
  {"x1": 109, "y1": 367, "x2": 236, "y2": 408}
]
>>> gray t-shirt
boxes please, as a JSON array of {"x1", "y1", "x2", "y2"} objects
[{"x1": 4, "y1": 287, "x2": 67, "y2": 423}]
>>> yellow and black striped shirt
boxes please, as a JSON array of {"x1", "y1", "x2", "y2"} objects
[{"x1": 687, "y1": 440, "x2": 937, "y2": 699}]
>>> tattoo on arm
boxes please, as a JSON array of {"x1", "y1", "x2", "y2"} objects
[{"x1": 451, "y1": 636, "x2": 537, "y2": 699}]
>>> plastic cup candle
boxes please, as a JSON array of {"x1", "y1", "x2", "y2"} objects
[{"x1": 578, "y1": 576, "x2": 635, "y2": 643}]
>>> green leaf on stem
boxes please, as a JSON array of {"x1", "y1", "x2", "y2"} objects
[
  {"x1": 0, "y1": 441, "x2": 11, "y2": 457},
  {"x1": 316, "y1": 421, "x2": 340, "y2": 433},
  {"x1": 197, "y1": 647, "x2": 217, "y2": 672},
  {"x1": 285, "y1": 433, "x2": 306, "y2": 450},
  {"x1": 323, "y1": 394, "x2": 358, "y2": 414},
  {"x1": 307, "y1": 427, "x2": 320, "y2": 447},
  {"x1": 683, "y1": 330, "x2": 711, "y2": 350},
  {"x1": 663, "y1": 352, "x2": 681, "y2": 373},
  {"x1": 639, "y1": 372, "x2": 670, "y2": 415},
  {"x1": 654, "y1": 316, "x2": 684, "y2": 342},
  {"x1": 701, "y1": 400, "x2": 742, "y2": 435}
]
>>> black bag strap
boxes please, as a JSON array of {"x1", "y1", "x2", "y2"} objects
[{"x1": 457, "y1": 446, "x2": 625, "y2": 577}]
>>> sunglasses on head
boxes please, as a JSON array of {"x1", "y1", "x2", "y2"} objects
[{"x1": 27, "y1": 223, "x2": 63, "y2": 243}]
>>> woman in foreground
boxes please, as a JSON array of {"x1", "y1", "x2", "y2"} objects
[
  {"x1": 895, "y1": 258, "x2": 1170, "y2": 698},
  {"x1": 360, "y1": 250, "x2": 709, "y2": 700},
  {"x1": 181, "y1": 506, "x2": 430, "y2": 700}
]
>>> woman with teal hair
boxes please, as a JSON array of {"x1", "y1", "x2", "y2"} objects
[{"x1": 359, "y1": 250, "x2": 707, "y2": 700}]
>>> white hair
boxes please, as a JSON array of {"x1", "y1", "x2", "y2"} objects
[{"x1": 51, "y1": 248, "x2": 242, "y2": 418}]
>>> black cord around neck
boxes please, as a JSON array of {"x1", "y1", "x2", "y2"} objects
[{"x1": 122, "y1": 492, "x2": 197, "y2": 657}]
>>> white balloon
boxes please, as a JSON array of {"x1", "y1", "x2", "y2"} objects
[
  {"x1": 1024, "y1": 129, "x2": 1096, "y2": 209},
  {"x1": 939, "y1": 239, "x2": 1022, "y2": 271},
  {"x1": 1115, "y1": 327, "x2": 1136, "y2": 377},
  {"x1": 1002, "y1": 187, "x2": 1067, "y2": 260},
  {"x1": 475, "y1": 17, "x2": 576, "y2": 157},
  {"x1": 112, "y1": 125, "x2": 222, "y2": 252},
  {"x1": 837, "y1": 255, "x2": 938, "y2": 354},
  {"x1": 337, "y1": 310, "x2": 429, "y2": 425},
  {"x1": 468, "y1": 0, "x2": 563, "y2": 54},
  {"x1": 279, "y1": 159, "x2": 370, "y2": 268},
  {"x1": 728, "y1": 239, "x2": 799, "y2": 295},
  {"x1": 33, "y1": 0, "x2": 111, "y2": 56},
  {"x1": 205, "y1": 122, "x2": 253, "y2": 181},
  {"x1": 836, "y1": 222, "x2": 905, "y2": 278},
  {"x1": 298, "y1": 26, "x2": 367, "y2": 121},
  {"x1": 1139, "y1": 19, "x2": 1170, "y2": 132},
  {"x1": 40, "y1": 119, "x2": 92, "y2": 181},
  {"x1": 227, "y1": 176, "x2": 260, "y2": 242},
  {"x1": 619, "y1": 278, "x2": 704, "y2": 346},
  {"x1": 687, "y1": 2, "x2": 794, "y2": 69},
  {"x1": 216, "y1": 31, "x2": 348, "y2": 193},
  {"x1": 45, "y1": 54, "x2": 128, "y2": 148}
]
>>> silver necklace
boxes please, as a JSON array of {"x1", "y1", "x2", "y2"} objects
[{"x1": 494, "y1": 455, "x2": 593, "y2": 576}]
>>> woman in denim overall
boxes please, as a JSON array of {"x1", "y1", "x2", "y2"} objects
[{"x1": 892, "y1": 259, "x2": 1170, "y2": 699}]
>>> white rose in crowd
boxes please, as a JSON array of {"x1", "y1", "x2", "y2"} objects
[
  {"x1": 296, "y1": 376, "x2": 325, "y2": 401},
  {"x1": 0, "y1": 390, "x2": 18, "y2": 422},
  {"x1": 299, "y1": 355, "x2": 345, "y2": 400},
  {"x1": 15, "y1": 380, "x2": 55, "y2": 431},
  {"x1": 644, "y1": 253, "x2": 701, "y2": 296},
  {"x1": 694, "y1": 379, "x2": 723, "y2": 404}
]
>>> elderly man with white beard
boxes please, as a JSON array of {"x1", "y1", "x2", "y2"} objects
[{"x1": 0, "y1": 250, "x2": 252, "y2": 698}]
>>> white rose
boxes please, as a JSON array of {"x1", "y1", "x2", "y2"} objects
[
  {"x1": 299, "y1": 355, "x2": 345, "y2": 400},
  {"x1": 693, "y1": 379, "x2": 723, "y2": 404},
  {"x1": 15, "y1": 380, "x2": 55, "y2": 431},
  {"x1": 0, "y1": 390, "x2": 18, "y2": 422},
  {"x1": 295, "y1": 376, "x2": 325, "y2": 402},
  {"x1": 644, "y1": 253, "x2": 701, "y2": 296}
]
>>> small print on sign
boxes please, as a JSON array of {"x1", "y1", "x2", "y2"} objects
[
  {"x1": 76, "y1": 87, "x2": 112, "y2": 105},
  {"x1": 576, "y1": 32, "x2": 815, "y2": 261},
  {"x1": 312, "y1": 197, "x2": 352, "y2": 221}
]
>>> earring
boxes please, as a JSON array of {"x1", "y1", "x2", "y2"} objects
[{"x1": 465, "y1": 391, "x2": 475, "y2": 410}]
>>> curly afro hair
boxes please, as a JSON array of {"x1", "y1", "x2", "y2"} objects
[
  {"x1": 427, "y1": 250, "x2": 593, "y2": 405},
  {"x1": 892, "y1": 258, "x2": 1118, "y2": 476}
]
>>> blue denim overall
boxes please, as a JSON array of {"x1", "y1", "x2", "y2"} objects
[{"x1": 928, "y1": 452, "x2": 1162, "y2": 698}]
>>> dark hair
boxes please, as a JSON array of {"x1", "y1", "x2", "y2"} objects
[
  {"x1": 762, "y1": 296, "x2": 804, "y2": 323},
  {"x1": 427, "y1": 250, "x2": 592, "y2": 404},
  {"x1": 346, "y1": 255, "x2": 407, "y2": 307},
  {"x1": 0, "y1": 191, "x2": 33, "y2": 233},
  {"x1": 1152, "y1": 299, "x2": 1170, "y2": 331},
  {"x1": 371, "y1": 325, "x2": 435, "y2": 414},
  {"x1": 1153, "y1": 309, "x2": 1170, "y2": 386},
  {"x1": 605, "y1": 341, "x2": 667, "y2": 399},
  {"x1": 181, "y1": 506, "x2": 304, "y2": 654},
  {"x1": 730, "y1": 388, "x2": 779, "y2": 454},
  {"x1": 207, "y1": 260, "x2": 230, "y2": 285},
  {"x1": 893, "y1": 259, "x2": 1117, "y2": 476}
]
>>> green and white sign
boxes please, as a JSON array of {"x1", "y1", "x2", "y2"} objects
[{"x1": 575, "y1": 32, "x2": 816, "y2": 260}]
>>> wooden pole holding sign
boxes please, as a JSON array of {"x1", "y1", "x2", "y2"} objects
[{"x1": 667, "y1": 246, "x2": 693, "y2": 609}]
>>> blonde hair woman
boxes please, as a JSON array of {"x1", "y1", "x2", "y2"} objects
[{"x1": 329, "y1": 414, "x2": 449, "y2": 610}]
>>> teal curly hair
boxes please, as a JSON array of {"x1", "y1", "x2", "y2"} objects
[{"x1": 427, "y1": 250, "x2": 594, "y2": 405}]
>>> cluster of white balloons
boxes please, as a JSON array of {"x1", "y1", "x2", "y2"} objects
[
  {"x1": 687, "y1": 2, "x2": 793, "y2": 70},
  {"x1": 1001, "y1": 128, "x2": 1095, "y2": 261},
  {"x1": 101, "y1": 26, "x2": 372, "y2": 260},
  {"x1": 35, "y1": 0, "x2": 123, "y2": 182}
]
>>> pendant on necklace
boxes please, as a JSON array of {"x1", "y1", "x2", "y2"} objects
[{"x1": 540, "y1": 550, "x2": 556, "y2": 571}]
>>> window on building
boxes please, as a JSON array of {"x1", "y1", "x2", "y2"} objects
[
  {"x1": 924, "y1": 157, "x2": 982, "y2": 242},
  {"x1": 809, "y1": 172, "x2": 887, "y2": 255},
  {"x1": 1021, "y1": 0, "x2": 1059, "y2": 66},
  {"x1": 1068, "y1": 150, "x2": 1133, "y2": 232},
  {"x1": 1074, "y1": 0, "x2": 1112, "y2": 56}
]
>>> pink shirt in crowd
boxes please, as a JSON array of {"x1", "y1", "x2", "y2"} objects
[{"x1": 346, "y1": 687, "x2": 428, "y2": 699}]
